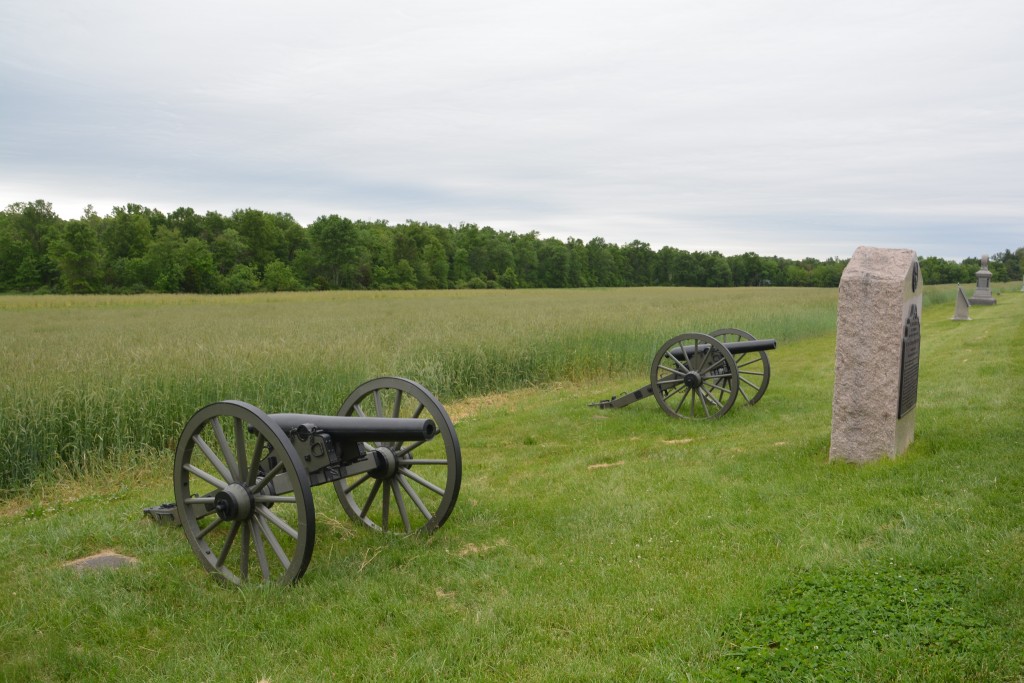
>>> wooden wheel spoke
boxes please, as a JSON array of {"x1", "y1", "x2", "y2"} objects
[
  {"x1": 343, "y1": 473, "x2": 371, "y2": 495},
  {"x1": 184, "y1": 463, "x2": 228, "y2": 491},
  {"x1": 233, "y1": 417, "x2": 248, "y2": 482},
  {"x1": 391, "y1": 480, "x2": 412, "y2": 533},
  {"x1": 699, "y1": 386, "x2": 726, "y2": 410},
  {"x1": 696, "y1": 388, "x2": 713, "y2": 418},
  {"x1": 673, "y1": 387, "x2": 694, "y2": 415},
  {"x1": 359, "y1": 479, "x2": 383, "y2": 519},
  {"x1": 193, "y1": 435, "x2": 233, "y2": 483},
  {"x1": 256, "y1": 505, "x2": 299, "y2": 541},
  {"x1": 250, "y1": 459, "x2": 286, "y2": 495},
  {"x1": 391, "y1": 390, "x2": 403, "y2": 418},
  {"x1": 394, "y1": 439, "x2": 428, "y2": 458},
  {"x1": 215, "y1": 521, "x2": 242, "y2": 568},
  {"x1": 739, "y1": 375, "x2": 762, "y2": 391},
  {"x1": 397, "y1": 474, "x2": 433, "y2": 521},
  {"x1": 195, "y1": 516, "x2": 224, "y2": 540},
  {"x1": 662, "y1": 382, "x2": 689, "y2": 402},
  {"x1": 211, "y1": 417, "x2": 240, "y2": 481},
  {"x1": 251, "y1": 521, "x2": 270, "y2": 582},
  {"x1": 398, "y1": 467, "x2": 446, "y2": 496},
  {"x1": 255, "y1": 514, "x2": 291, "y2": 569},
  {"x1": 247, "y1": 434, "x2": 266, "y2": 486},
  {"x1": 240, "y1": 521, "x2": 250, "y2": 581},
  {"x1": 373, "y1": 389, "x2": 384, "y2": 418}
]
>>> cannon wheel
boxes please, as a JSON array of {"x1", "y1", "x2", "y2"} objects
[
  {"x1": 650, "y1": 333, "x2": 740, "y2": 419},
  {"x1": 173, "y1": 400, "x2": 315, "y2": 585},
  {"x1": 335, "y1": 377, "x2": 461, "y2": 534},
  {"x1": 709, "y1": 327, "x2": 771, "y2": 405}
]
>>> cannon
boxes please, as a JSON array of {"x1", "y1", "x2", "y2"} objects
[
  {"x1": 590, "y1": 328, "x2": 777, "y2": 419},
  {"x1": 148, "y1": 376, "x2": 461, "y2": 585}
]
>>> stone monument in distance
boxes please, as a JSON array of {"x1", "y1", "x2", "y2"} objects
[
  {"x1": 969, "y1": 254, "x2": 996, "y2": 305},
  {"x1": 951, "y1": 285, "x2": 971, "y2": 321},
  {"x1": 830, "y1": 246, "x2": 923, "y2": 463}
]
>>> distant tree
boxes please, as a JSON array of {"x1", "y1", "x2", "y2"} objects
[
  {"x1": 223, "y1": 263, "x2": 260, "y2": 293},
  {"x1": 178, "y1": 237, "x2": 220, "y2": 293},
  {"x1": 0, "y1": 200, "x2": 62, "y2": 291},
  {"x1": 300, "y1": 215, "x2": 361, "y2": 288},
  {"x1": 565, "y1": 237, "x2": 589, "y2": 287},
  {"x1": 621, "y1": 240, "x2": 654, "y2": 286},
  {"x1": 702, "y1": 252, "x2": 733, "y2": 287},
  {"x1": 48, "y1": 212, "x2": 103, "y2": 292},
  {"x1": 450, "y1": 247, "x2": 471, "y2": 285},
  {"x1": 230, "y1": 209, "x2": 284, "y2": 269},
  {"x1": 261, "y1": 260, "x2": 300, "y2": 292},
  {"x1": 783, "y1": 264, "x2": 812, "y2": 287},
  {"x1": 674, "y1": 251, "x2": 702, "y2": 286},
  {"x1": 393, "y1": 259, "x2": 417, "y2": 289},
  {"x1": 651, "y1": 246, "x2": 676, "y2": 286},
  {"x1": 991, "y1": 249, "x2": 1021, "y2": 282},
  {"x1": 167, "y1": 206, "x2": 204, "y2": 239},
  {"x1": 537, "y1": 238, "x2": 569, "y2": 287},
  {"x1": 728, "y1": 252, "x2": 772, "y2": 287},
  {"x1": 498, "y1": 266, "x2": 518, "y2": 289},
  {"x1": 273, "y1": 213, "x2": 307, "y2": 262},
  {"x1": 919, "y1": 256, "x2": 967, "y2": 285},
  {"x1": 512, "y1": 232, "x2": 541, "y2": 287},
  {"x1": 102, "y1": 204, "x2": 158, "y2": 259},
  {"x1": 422, "y1": 239, "x2": 450, "y2": 288},
  {"x1": 810, "y1": 259, "x2": 846, "y2": 287},
  {"x1": 210, "y1": 228, "x2": 251, "y2": 274},
  {"x1": 139, "y1": 227, "x2": 219, "y2": 293},
  {"x1": 9, "y1": 196, "x2": 1023, "y2": 294}
]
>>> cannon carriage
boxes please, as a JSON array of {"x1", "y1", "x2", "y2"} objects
[
  {"x1": 158, "y1": 376, "x2": 461, "y2": 585},
  {"x1": 590, "y1": 328, "x2": 777, "y2": 419}
]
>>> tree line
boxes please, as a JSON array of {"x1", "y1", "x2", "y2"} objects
[{"x1": 2, "y1": 200, "x2": 1021, "y2": 294}]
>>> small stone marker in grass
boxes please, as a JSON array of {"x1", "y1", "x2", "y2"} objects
[
  {"x1": 952, "y1": 286, "x2": 971, "y2": 321},
  {"x1": 830, "y1": 246, "x2": 922, "y2": 463},
  {"x1": 63, "y1": 550, "x2": 138, "y2": 572}
]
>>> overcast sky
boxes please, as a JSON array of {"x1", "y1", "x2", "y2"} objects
[{"x1": 2, "y1": 1, "x2": 1021, "y2": 260}]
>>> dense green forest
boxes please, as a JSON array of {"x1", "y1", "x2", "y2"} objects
[{"x1": 2, "y1": 199, "x2": 1021, "y2": 294}]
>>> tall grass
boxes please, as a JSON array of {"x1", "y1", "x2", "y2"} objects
[
  {"x1": 0, "y1": 288, "x2": 1021, "y2": 680},
  {"x1": 1, "y1": 287, "x2": 838, "y2": 491}
]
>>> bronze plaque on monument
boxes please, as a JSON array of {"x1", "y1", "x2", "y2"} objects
[{"x1": 897, "y1": 304, "x2": 920, "y2": 419}]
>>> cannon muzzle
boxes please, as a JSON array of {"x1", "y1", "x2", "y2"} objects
[{"x1": 269, "y1": 414, "x2": 437, "y2": 442}]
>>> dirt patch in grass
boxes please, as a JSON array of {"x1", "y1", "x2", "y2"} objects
[
  {"x1": 455, "y1": 539, "x2": 508, "y2": 557},
  {"x1": 63, "y1": 549, "x2": 139, "y2": 571},
  {"x1": 588, "y1": 461, "x2": 625, "y2": 470},
  {"x1": 447, "y1": 390, "x2": 532, "y2": 422}
]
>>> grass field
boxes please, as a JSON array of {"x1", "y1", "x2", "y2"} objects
[
  {"x1": 1, "y1": 283, "x2": 1022, "y2": 681},
  {"x1": 0, "y1": 286, "x2": 841, "y2": 491}
]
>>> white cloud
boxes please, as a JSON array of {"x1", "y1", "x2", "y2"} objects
[{"x1": 2, "y1": 0, "x2": 1022, "y2": 260}]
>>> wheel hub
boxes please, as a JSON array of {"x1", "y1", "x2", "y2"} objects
[
  {"x1": 682, "y1": 371, "x2": 703, "y2": 389},
  {"x1": 370, "y1": 446, "x2": 399, "y2": 479},
  {"x1": 214, "y1": 483, "x2": 254, "y2": 521}
]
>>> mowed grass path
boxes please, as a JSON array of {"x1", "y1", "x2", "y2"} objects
[{"x1": 1, "y1": 285, "x2": 1022, "y2": 681}]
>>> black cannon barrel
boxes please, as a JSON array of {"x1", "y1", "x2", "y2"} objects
[
  {"x1": 669, "y1": 338, "x2": 777, "y2": 359},
  {"x1": 269, "y1": 414, "x2": 437, "y2": 442}
]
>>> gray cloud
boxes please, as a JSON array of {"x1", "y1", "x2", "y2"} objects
[{"x1": 2, "y1": 0, "x2": 1022, "y2": 260}]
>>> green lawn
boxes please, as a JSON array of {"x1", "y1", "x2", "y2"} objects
[{"x1": 1, "y1": 285, "x2": 1022, "y2": 681}]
